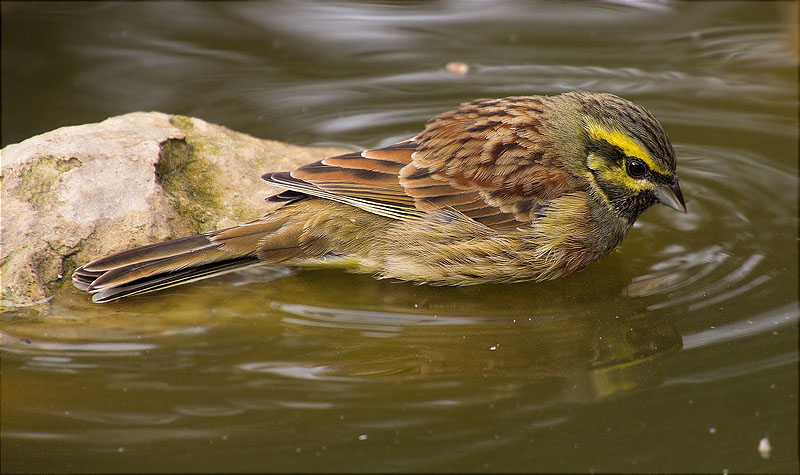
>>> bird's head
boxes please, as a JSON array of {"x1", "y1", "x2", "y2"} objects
[{"x1": 569, "y1": 91, "x2": 686, "y2": 223}]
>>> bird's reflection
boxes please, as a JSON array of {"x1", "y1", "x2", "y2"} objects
[{"x1": 267, "y1": 270, "x2": 683, "y2": 403}]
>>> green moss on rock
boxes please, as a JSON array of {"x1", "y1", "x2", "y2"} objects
[
  {"x1": 156, "y1": 138, "x2": 223, "y2": 233},
  {"x1": 16, "y1": 156, "x2": 82, "y2": 210}
]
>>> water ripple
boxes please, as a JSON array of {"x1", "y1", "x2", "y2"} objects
[
  {"x1": 272, "y1": 302, "x2": 486, "y2": 334},
  {"x1": 681, "y1": 303, "x2": 798, "y2": 350}
]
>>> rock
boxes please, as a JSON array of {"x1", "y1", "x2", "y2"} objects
[{"x1": 0, "y1": 112, "x2": 347, "y2": 308}]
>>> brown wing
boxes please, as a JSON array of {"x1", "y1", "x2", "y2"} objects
[
  {"x1": 263, "y1": 141, "x2": 426, "y2": 222},
  {"x1": 263, "y1": 96, "x2": 581, "y2": 231}
]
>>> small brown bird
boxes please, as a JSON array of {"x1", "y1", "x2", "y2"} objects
[{"x1": 73, "y1": 91, "x2": 686, "y2": 303}]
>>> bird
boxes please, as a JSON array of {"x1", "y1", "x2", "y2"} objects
[{"x1": 73, "y1": 91, "x2": 686, "y2": 303}]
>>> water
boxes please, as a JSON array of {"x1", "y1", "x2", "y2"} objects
[{"x1": 2, "y1": 1, "x2": 798, "y2": 472}]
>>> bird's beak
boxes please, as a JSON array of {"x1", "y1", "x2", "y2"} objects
[{"x1": 654, "y1": 179, "x2": 687, "y2": 213}]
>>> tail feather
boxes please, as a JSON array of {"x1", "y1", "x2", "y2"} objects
[
  {"x1": 86, "y1": 246, "x2": 233, "y2": 291},
  {"x1": 79, "y1": 234, "x2": 215, "y2": 273},
  {"x1": 73, "y1": 229, "x2": 267, "y2": 303},
  {"x1": 88, "y1": 257, "x2": 262, "y2": 303},
  {"x1": 72, "y1": 204, "x2": 322, "y2": 303},
  {"x1": 72, "y1": 267, "x2": 103, "y2": 291}
]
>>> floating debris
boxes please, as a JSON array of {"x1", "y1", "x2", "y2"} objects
[
  {"x1": 445, "y1": 62, "x2": 469, "y2": 76},
  {"x1": 758, "y1": 436, "x2": 771, "y2": 459}
]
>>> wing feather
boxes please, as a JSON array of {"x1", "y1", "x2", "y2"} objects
[{"x1": 261, "y1": 97, "x2": 582, "y2": 230}]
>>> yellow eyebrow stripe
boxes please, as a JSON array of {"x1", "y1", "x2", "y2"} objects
[{"x1": 585, "y1": 117, "x2": 669, "y2": 175}]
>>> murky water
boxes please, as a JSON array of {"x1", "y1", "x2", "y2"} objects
[{"x1": 2, "y1": 2, "x2": 798, "y2": 473}]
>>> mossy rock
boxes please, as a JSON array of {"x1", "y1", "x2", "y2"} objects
[{"x1": 0, "y1": 112, "x2": 347, "y2": 309}]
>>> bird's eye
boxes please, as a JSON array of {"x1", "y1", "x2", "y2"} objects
[{"x1": 626, "y1": 158, "x2": 647, "y2": 178}]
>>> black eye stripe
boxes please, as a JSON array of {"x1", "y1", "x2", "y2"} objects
[
  {"x1": 587, "y1": 138, "x2": 674, "y2": 184},
  {"x1": 588, "y1": 139, "x2": 651, "y2": 174},
  {"x1": 587, "y1": 138, "x2": 626, "y2": 164}
]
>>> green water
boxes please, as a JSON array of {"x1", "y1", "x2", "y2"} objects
[{"x1": 2, "y1": 1, "x2": 798, "y2": 473}]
